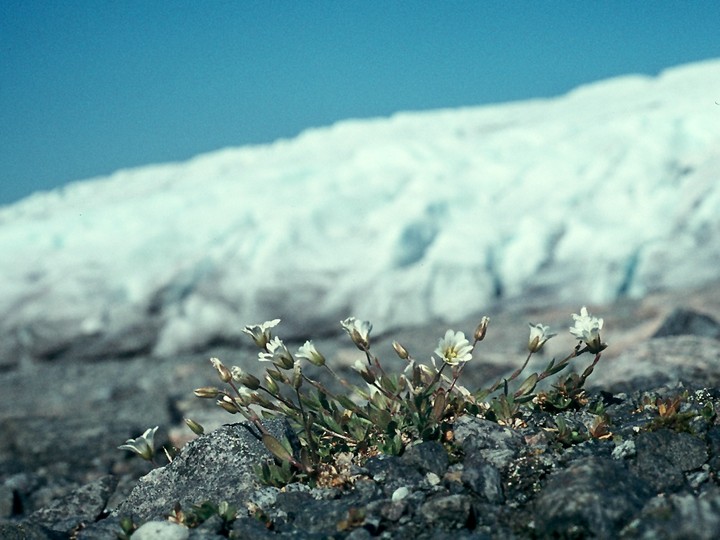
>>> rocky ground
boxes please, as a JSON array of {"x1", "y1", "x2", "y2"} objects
[{"x1": 1, "y1": 280, "x2": 720, "y2": 539}]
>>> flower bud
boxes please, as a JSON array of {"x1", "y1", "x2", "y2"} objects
[
  {"x1": 184, "y1": 418, "x2": 205, "y2": 435},
  {"x1": 231, "y1": 366, "x2": 261, "y2": 390},
  {"x1": 264, "y1": 373, "x2": 280, "y2": 395},
  {"x1": 250, "y1": 392, "x2": 272, "y2": 408},
  {"x1": 392, "y1": 341, "x2": 409, "y2": 360},
  {"x1": 474, "y1": 316, "x2": 490, "y2": 342},
  {"x1": 292, "y1": 363, "x2": 303, "y2": 389},
  {"x1": 266, "y1": 367, "x2": 284, "y2": 381},
  {"x1": 275, "y1": 350, "x2": 295, "y2": 370},
  {"x1": 210, "y1": 357, "x2": 232, "y2": 383},
  {"x1": 217, "y1": 395, "x2": 239, "y2": 413},
  {"x1": 194, "y1": 386, "x2": 220, "y2": 398}
]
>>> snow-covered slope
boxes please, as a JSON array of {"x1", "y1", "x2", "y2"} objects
[{"x1": 2, "y1": 59, "x2": 719, "y2": 361}]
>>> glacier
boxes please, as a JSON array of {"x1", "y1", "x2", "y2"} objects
[{"x1": 1, "y1": 59, "x2": 719, "y2": 362}]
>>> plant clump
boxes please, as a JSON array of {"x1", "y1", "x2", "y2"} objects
[{"x1": 179, "y1": 307, "x2": 607, "y2": 486}]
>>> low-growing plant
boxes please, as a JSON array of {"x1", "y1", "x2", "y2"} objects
[
  {"x1": 120, "y1": 306, "x2": 608, "y2": 487},
  {"x1": 168, "y1": 500, "x2": 237, "y2": 530},
  {"x1": 191, "y1": 307, "x2": 606, "y2": 484}
]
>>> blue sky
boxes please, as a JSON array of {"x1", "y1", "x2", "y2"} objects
[{"x1": 2, "y1": 1, "x2": 719, "y2": 207}]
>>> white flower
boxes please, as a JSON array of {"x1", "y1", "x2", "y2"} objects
[
  {"x1": 296, "y1": 340, "x2": 326, "y2": 366},
  {"x1": 341, "y1": 317, "x2": 372, "y2": 350},
  {"x1": 434, "y1": 330, "x2": 473, "y2": 366},
  {"x1": 118, "y1": 426, "x2": 158, "y2": 461},
  {"x1": 528, "y1": 323, "x2": 557, "y2": 353},
  {"x1": 353, "y1": 358, "x2": 375, "y2": 384},
  {"x1": 242, "y1": 319, "x2": 281, "y2": 348},
  {"x1": 258, "y1": 336, "x2": 294, "y2": 369},
  {"x1": 569, "y1": 306, "x2": 606, "y2": 353}
]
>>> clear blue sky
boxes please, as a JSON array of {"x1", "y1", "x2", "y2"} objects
[{"x1": 2, "y1": 1, "x2": 719, "y2": 206}]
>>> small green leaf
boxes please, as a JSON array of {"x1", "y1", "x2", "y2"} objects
[
  {"x1": 325, "y1": 416, "x2": 344, "y2": 434},
  {"x1": 514, "y1": 373, "x2": 538, "y2": 398},
  {"x1": 373, "y1": 409, "x2": 392, "y2": 430},
  {"x1": 337, "y1": 395, "x2": 358, "y2": 412},
  {"x1": 432, "y1": 389, "x2": 447, "y2": 422},
  {"x1": 262, "y1": 434, "x2": 294, "y2": 464},
  {"x1": 380, "y1": 375, "x2": 398, "y2": 394}
]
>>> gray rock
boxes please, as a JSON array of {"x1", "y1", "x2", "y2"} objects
[
  {"x1": 419, "y1": 494, "x2": 473, "y2": 528},
  {"x1": 461, "y1": 456, "x2": 504, "y2": 504},
  {"x1": 632, "y1": 429, "x2": 708, "y2": 492},
  {"x1": 0, "y1": 483, "x2": 14, "y2": 519},
  {"x1": 75, "y1": 515, "x2": 126, "y2": 540},
  {"x1": 116, "y1": 419, "x2": 297, "y2": 522},
  {"x1": 0, "y1": 415, "x2": 158, "y2": 520},
  {"x1": 622, "y1": 487, "x2": 720, "y2": 539},
  {"x1": 278, "y1": 493, "x2": 363, "y2": 534},
  {"x1": 653, "y1": 308, "x2": 720, "y2": 339},
  {"x1": 452, "y1": 416, "x2": 524, "y2": 471},
  {"x1": 364, "y1": 455, "x2": 424, "y2": 497},
  {"x1": 0, "y1": 521, "x2": 61, "y2": 540},
  {"x1": 707, "y1": 425, "x2": 720, "y2": 474},
  {"x1": 589, "y1": 335, "x2": 720, "y2": 391},
  {"x1": 29, "y1": 475, "x2": 116, "y2": 535},
  {"x1": 534, "y1": 457, "x2": 653, "y2": 538},
  {"x1": 401, "y1": 440, "x2": 449, "y2": 477},
  {"x1": 231, "y1": 516, "x2": 277, "y2": 539},
  {"x1": 1, "y1": 315, "x2": 161, "y2": 364}
]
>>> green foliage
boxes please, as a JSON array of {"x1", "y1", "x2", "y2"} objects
[
  {"x1": 254, "y1": 458, "x2": 298, "y2": 487},
  {"x1": 168, "y1": 500, "x2": 237, "y2": 530},
  {"x1": 117, "y1": 516, "x2": 137, "y2": 540}
]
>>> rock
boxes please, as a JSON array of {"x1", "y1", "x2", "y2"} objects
[
  {"x1": 419, "y1": 494, "x2": 473, "y2": 529},
  {"x1": 533, "y1": 457, "x2": 654, "y2": 538},
  {"x1": 29, "y1": 475, "x2": 116, "y2": 535},
  {"x1": 364, "y1": 455, "x2": 425, "y2": 497},
  {"x1": 116, "y1": 419, "x2": 297, "y2": 522},
  {"x1": 276, "y1": 493, "x2": 365, "y2": 535},
  {"x1": 589, "y1": 335, "x2": 720, "y2": 392},
  {"x1": 231, "y1": 515, "x2": 279, "y2": 539},
  {"x1": 622, "y1": 487, "x2": 720, "y2": 539},
  {"x1": 0, "y1": 483, "x2": 14, "y2": 519},
  {"x1": 461, "y1": 455, "x2": 504, "y2": 504},
  {"x1": 0, "y1": 521, "x2": 63, "y2": 540},
  {"x1": 631, "y1": 429, "x2": 708, "y2": 492},
  {"x1": 401, "y1": 440, "x2": 449, "y2": 477},
  {"x1": 133, "y1": 520, "x2": 189, "y2": 540},
  {"x1": 452, "y1": 416, "x2": 524, "y2": 471},
  {"x1": 0, "y1": 415, "x2": 162, "y2": 520},
  {"x1": 653, "y1": 308, "x2": 720, "y2": 339}
]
